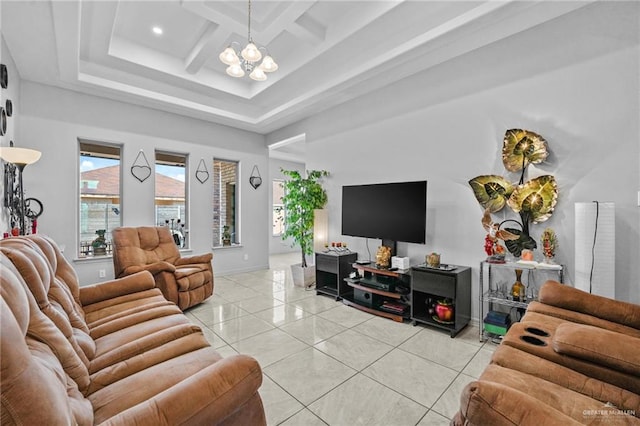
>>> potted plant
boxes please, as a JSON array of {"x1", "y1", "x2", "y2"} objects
[
  {"x1": 222, "y1": 225, "x2": 232, "y2": 246},
  {"x1": 281, "y1": 169, "x2": 329, "y2": 288},
  {"x1": 92, "y1": 229, "x2": 107, "y2": 256}
]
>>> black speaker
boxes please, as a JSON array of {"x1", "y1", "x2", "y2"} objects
[{"x1": 354, "y1": 288, "x2": 377, "y2": 307}]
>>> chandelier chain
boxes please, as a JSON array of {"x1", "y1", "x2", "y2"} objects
[{"x1": 247, "y1": 0, "x2": 252, "y2": 42}]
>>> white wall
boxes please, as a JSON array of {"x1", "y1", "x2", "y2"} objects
[
  {"x1": 268, "y1": 157, "x2": 305, "y2": 255},
  {"x1": 1, "y1": 35, "x2": 22, "y2": 232},
  {"x1": 18, "y1": 81, "x2": 269, "y2": 284},
  {"x1": 268, "y1": 2, "x2": 640, "y2": 320}
]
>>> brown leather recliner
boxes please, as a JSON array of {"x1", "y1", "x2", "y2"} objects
[{"x1": 111, "y1": 226, "x2": 213, "y2": 310}]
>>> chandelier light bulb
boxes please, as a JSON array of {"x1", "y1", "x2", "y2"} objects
[
  {"x1": 219, "y1": 47, "x2": 240, "y2": 65},
  {"x1": 241, "y1": 42, "x2": 262, "y2": 62},
  {"x1": 249, "y1": 67, "x2": 267, "y2": 81},
  {"x1": 260, "y1": 55, "x2": 278, "y2": 72},
  {"x1": 226, "y1": 64, "x2": 245, "y2": 78}
]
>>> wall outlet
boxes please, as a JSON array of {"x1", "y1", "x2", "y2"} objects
[
  {"x1": 99, "y1": 269, "x2": 106, "y2": 278},
  {"x1": 243, "y1": 254, "x2": 249, "y2": 261}
]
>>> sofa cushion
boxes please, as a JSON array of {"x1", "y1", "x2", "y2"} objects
[
  {"x1": 92, "y1": 313, "x2": 193, "y2": 358},
  {"x1": 553, "y1": 322, "x2": 640, "y2": 376},
  {"x1": 1, "y1": 258, "x2": 93, "y2": 424},
  {"x1": 502, "y1": 320, "x2": 640, "y2": 395},
  {"x1": 89, "y1": 346, "x2": 223, "y2": 423},
  {"x1": 527, "y1": 301, "x2": 640, "y2": 338},
  {"x1": 0, "y1": 241, "x2": 96, "y2": 366},
  {"x1": 89, "y1": 303, "x2": 183, "y2": 340},
  {"x1": 491, "y1": 343, "x2": 640, "y2": 414},
  {"x1": 539, "y1": 280, "x2": 640, "y2": 329},
  {"x1": 89, "y1": 323, "x2": 204, "y2": 374},
  {"x1": 88, "y1": 330, "x2": 212, "y2": 394},
  {"x1": 97, "y1": 355, "x2": 263, "y2": 426}
]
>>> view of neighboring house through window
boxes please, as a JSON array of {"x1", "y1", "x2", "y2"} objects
[
  {"x1": 213, "y1": 159, "x2": 238, "y2": 247},
  {"x1": 155, "y1": 151, "x2": 187, "y2": 248},
  {"x1": 79, "y1": 141, "x2": 121, "y2": 257},
  {"x1": 273, "y1": 179, "x2": 285, "y2": 236}
]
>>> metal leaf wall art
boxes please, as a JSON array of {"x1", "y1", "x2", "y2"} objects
[
  {"x1": 469, "y1": 175, "x2": 514, "y2": 213},
  {"x1": 469, "y1": 129, "x2": 558, "y2": 258}
]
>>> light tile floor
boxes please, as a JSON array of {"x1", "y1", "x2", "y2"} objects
[{"x1": 184, "y1": 253, "x2": 498, "y2": 426}]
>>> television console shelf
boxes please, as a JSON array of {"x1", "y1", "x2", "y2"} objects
[
  {"x1": 315, "y1": 252, "x2": 358, "y2": 300},
  {"x1": 411, "y1": 264, "x2": 471, "y2": 338},
  {"x1": 342, "y1": 263, "x2": 411, "y2": 322}
]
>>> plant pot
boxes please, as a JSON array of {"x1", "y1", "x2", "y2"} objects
[
  {"x1": 291, "y1": 263, "x2": 315, "y2": 289},
  {"x1": 93, "y1": 246, "x2": 107, "y2": 256}
]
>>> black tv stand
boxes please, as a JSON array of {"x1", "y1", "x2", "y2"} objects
[{"x1": 342, "y1": 263, "x2": 411, "y2": 322}]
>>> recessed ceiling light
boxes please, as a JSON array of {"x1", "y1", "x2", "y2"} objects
[{"x1": 152, "y1": 26, "x2": 163, "y2": 35}]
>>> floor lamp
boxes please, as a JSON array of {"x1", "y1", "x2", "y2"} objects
[{"x1": 0, "y1": 147, "x2": 42, "y2": 235}]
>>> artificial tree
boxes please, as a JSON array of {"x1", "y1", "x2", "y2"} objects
[{"x1": 280, "y1": 169, "x2": 329, "y2": 268}]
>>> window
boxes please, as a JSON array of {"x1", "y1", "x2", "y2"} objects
[
  {"x1": 213, "y1": 159, "x2": 239, "y2": 247},
  {"x1": 79, "y1": 141, "x2": 121, "y2": 257},
  {"x1": 155, "y1": 151, "x2": 187, "y2": 248},
  {"x1": 273, "y1": 179, "x2": 285, "y2": 236}
]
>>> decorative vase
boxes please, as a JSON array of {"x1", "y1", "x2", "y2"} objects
[
  {"x1": 435, "y1": 299, "x2": 454, "y2": 322},
  {"x1": 511, "y1": 269, "x2": 525, "y2": 302},
  {"x1": 426, "y1": 253, "x2": 440, "y2": 268}
]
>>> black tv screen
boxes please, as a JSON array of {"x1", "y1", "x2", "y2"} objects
[{"x1": 341, "y1": 181, "x2": 427, "y2": 244}]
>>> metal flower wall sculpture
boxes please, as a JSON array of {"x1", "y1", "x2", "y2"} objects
[{"x1": 469, "y1": 129, "x2": 558, "y2": 259}]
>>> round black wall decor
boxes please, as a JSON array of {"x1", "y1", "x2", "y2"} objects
[
  {"x1": 0, "y1": 107, "x2": 7, "y2": 136},
  {"x1": 1, "y1": 64, "x2": 7, "y2": 89}
]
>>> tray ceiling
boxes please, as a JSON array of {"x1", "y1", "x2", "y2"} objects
[{"x1": 2, "y1": 1, "x2": 594, "y2": 134}]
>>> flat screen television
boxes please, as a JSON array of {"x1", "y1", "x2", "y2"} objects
[{"x1": 341, "y1": 180, "x2": 427, "y2": 246}]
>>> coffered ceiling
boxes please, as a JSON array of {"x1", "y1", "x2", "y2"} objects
[{"x1": 2, "y1": 1, "x2": 594, "y2": 135}]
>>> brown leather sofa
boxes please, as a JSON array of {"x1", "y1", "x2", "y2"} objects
[
  {"x1": 0, "y1": 235, "x2": 266, "y2": 425},
  {"x1": 454, "y1": 280, "x2": 640, "y2": 425},
  {"x1": 111, "y1": 226, "x2": 213, "y2": 310}
]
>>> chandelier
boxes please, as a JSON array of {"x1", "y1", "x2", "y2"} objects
[{"x1": 218, "y1": 0, "x2": 278, "y2": 81}]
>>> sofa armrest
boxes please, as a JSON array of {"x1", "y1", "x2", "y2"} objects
[
  {"x1": 539, "y1": 280, "x2": 640, "y2": 329},
  {"x1": 175, "y1": 253, "x2": 213, "y2": 266},
  {"x1": 98, "y1": 354, "x2": 264, "y2": 426},
  {"x1": 553, "y1": 323, "x2": 640, "y2": 376},
  {"x1": 79, "y1": 271, "x2": 156, "y2": 306},
  {"x1": 122, "y1": 261, "x2": 176, "y2": 277},
  {"x1": 455, "y1": 380, "x2": 583, "y2": 426}
]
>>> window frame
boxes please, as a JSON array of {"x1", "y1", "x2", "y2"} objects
[
  {"x1": 272, "y1": 179, "x2": 285, "y2": 237},
  {"x1": 154, "y1": 150, "x2": 189, "y2": 249},
  {"x1": 78, "y1": 140, "x2": 122, "y2": 258},
  {"x1": 212, "y1": 158, "x2": 240, "y2": 248}
]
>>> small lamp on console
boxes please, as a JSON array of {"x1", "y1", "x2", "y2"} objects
[
  {"x1": 0, "y1": 147, "x2": 42, "y2": 235},
  {"x1": 313, "y1": 209, "x2": 329, "y2": 253}
]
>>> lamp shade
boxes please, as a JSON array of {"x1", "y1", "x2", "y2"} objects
[
  {"x1": 241, "y1": 42, "x2": 262, "y2": 62},
  {"x1": 0, "y1": 147, "x2": 41, "y2": 166},
  {"x1": 260, "y1": 55, "x2": 278, "y2": 72},
  {"x1": 226, "y1": 64, "x2": 245, "y2": 78},
  {"x1": 249, "y1": 67, "x2": 267, "y2": 81},
  {"x1": 219, "y1": 47, "x2": 240, "y2": 65}
]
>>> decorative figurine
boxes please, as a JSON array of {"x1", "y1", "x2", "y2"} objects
[{"x1": 375, "y1": 245, "x2": 392, "y2": 269}]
